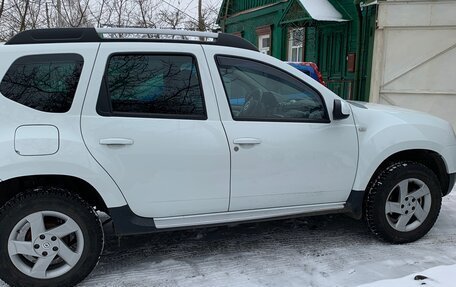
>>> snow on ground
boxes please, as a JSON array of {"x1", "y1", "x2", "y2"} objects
[
  {"x1": 82, "y1": 191, "x2": 456, "y2": 287},
  {"x1": 358, "y1": 264, "x2": 456, "y2": 287},
  {"x1": 2, "y1": 192, "x2": 456, "y2": 287}
]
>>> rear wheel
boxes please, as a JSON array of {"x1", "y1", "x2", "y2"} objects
[
  {"x1": 0, "y1": 188, "x2": 103, "y2": 287},
  {"x1": 365, "y1": 161, "x2": 442, "y2": 243}
]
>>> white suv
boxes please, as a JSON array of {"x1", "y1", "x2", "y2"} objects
[{"x1": 0, "y1": 28, "x2": 455, "y2": 287}]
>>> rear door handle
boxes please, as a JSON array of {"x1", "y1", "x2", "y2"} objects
[
  {"x1": 99, "y1": 138, "x2": 134, "y2": 145},
  {"x1": 233, "y1": 138, "x2": 262, "y2": 145}
]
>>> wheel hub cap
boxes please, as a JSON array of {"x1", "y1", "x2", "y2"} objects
[
  {"x1": 33, "y1": 233, "x2": 60, "y2": 257},
  {"x1": 385, "y1": 178, "x2": 432, "y2": 232},
  {"x1": 7, "y1": 211, "x2": 84, "y2": 279}
]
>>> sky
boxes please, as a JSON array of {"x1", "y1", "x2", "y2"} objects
[{"x1": 162, "y1": 0, "x2": 223, "y2": 21}]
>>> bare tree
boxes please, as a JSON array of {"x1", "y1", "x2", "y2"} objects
[
  {"x1": 56, "y1": 0, "x2": 62, "y2": 26},
  {"x1": 18, "y1": 0, "x2": 30, "y2": 31},
  {"x1": 58, "y1": 0, "x2": 91, "y2": 27},
  {"x1": 28, "y1": 0, "x2": 45, "y2": 29},
  {"x1": 188, "y1": 1, "x2": 219, "y2": 32},
  {"x1": 88, "y1": 0, "x2": 110, "y2": 27},
  {"x1": 110, "y1": 0, "x2": 134, "y2": 27},
  {"x1": 0, "y1": 0, "x2": 32, "y2": 39},
  {"x1": 135, "y1": 0, "x2": 159, "y2": 28},
  {"x1": 159, "y1": 9, "x2": 185, "y2": 30},
  {"x1": 44, "y1": 1, "x2": 51, "y2": 28},
  {"x1": 0, "y1": 0, "x2": 6, "y2": 21},
  {"x1": 0, "y1": 0, "x2": 223, "y2": 41}
]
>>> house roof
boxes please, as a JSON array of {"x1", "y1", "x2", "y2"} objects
[
  {"x1": 217, "y1": 0, "x2": 349, "y2": 25},
  {"x1": 217, "y1": 0, "x2": 287, "y2": 24},
  {"x1": 297, "y1": 0, "x2": 347, "y2": 22}
]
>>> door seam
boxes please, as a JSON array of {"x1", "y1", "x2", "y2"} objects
[{"x1": 201, "y1": 45, "x2": 232, "y2": 211}]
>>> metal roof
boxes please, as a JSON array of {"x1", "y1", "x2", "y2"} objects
[{"x1": 297, "y1": 0, "x2": 348, "y2": 22}]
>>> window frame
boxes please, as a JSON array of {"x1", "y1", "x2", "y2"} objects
[
  {"x1": 215, "y1": 55, "x2": 331, "y2": 124},
  {"x1": 288, "y1": 28, "x2": 305, "y2": 62},
  {"x1": 258, "y1": 34, "x2": 271, "y2": 55},
  {"x1": 0, "y1": 53, "x2": 84, "y2": 113},
  {"x1": 97, "y1": 52, "x2": 208, "y2": 120},
  {"x1": 256, "y1": 25, "x2": 272, "y2": 56}
]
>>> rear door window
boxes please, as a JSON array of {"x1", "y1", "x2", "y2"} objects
[{"x1": 98, "y1": 54, "x2": 206, "y2": 119}]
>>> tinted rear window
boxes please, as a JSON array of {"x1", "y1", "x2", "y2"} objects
[
  {"x1": 0, "y1": 54, "x2": 84, "y2": 113},
  {"x1": 98, "y1": 54, "x2": 206, "y2": 119}
]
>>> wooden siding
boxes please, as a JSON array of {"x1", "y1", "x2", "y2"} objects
[
  {"x1": 231, "y1": 0, "x2": 281, "y2": 14},
  {"x1": 218, "y1": 0, "x2": 375, "y2": 101}
]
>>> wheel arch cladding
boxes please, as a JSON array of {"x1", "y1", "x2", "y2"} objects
[
  {"x1": 0, "y1": 175, "x2": 109, "y2": 213},
  {"x1": 347, "y1": 149, "x2": 452, "y2": 220},
  {"x1": 367, "y1": 149, "x2": 451, "y2": 196}
]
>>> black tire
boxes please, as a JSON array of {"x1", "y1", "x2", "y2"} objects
[
  {"x1": 365, "y1": 161, "x2": 442, "y2": 243},
  {"x1": 0, "y1": 187, "x2": 103, "y2": 287}
]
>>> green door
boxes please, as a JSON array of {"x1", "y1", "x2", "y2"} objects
[{"x1": 318, "y1": 25, "x2": 352, "y2": 99}]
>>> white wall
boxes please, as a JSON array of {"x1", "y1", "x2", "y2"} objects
[{"x1": 370, "y1": 0, "x2": 456, "y2": 129}]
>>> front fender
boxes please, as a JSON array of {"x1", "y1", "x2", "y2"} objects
[
  {"x1": 351, "y1": 103, "x2": 456, "y2": 191},
  {"x1": 352, "y1": 141, "x2": 450, "y2": 192}
]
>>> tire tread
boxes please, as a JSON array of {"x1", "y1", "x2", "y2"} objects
[
  {"x1": 0, "y1": 187, "x2": 103, "y2": 287},
  {"x1": 365, "y1": 161, "x2": 442, "y2": 243}
]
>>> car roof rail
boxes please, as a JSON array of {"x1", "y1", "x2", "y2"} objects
[
  {"x1": 5, "y1": 27, "x2": 258, "y2": 52},
  {"x1": 96, "y1": 27, "x2": 218, "y2": 39}
]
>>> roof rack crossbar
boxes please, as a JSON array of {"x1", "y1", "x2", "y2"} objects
[{"x1": 96, "y1": 28, "x2": 218, "y2": 39}]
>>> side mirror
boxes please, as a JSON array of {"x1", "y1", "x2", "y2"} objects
[{"x1": 333, "y1": 99, "x2": 350, "y2": 120}]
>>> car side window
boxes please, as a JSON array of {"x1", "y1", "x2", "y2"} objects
[
  {"x1": 0, "y1": 54, "x2": 84, "y2": 113},
  {"x1": 100, "y1": 54, "x2": 206, "y2": 119},
  {"x1": 216, "y1": 56, "x2": 329, "y2": 122}
]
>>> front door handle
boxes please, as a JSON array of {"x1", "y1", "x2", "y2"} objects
[
  {"x1": 233, "y1": 138, "x2": 262, "y2": 145},
  {"x1": 99, "y1": 138, "x2": 134, "y2": 145}
]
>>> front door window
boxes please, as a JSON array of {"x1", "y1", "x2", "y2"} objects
[{"x1": 216, "y1": 56, "x2": 328, "y2": 122}]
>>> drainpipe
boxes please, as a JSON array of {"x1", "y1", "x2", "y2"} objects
[{"x1": 353, "y1": 1, "x2": 363, "y2": 101}]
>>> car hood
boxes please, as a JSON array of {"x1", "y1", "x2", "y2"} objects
[
  {"x1": 348, "y1": 101, "x2": 456, "y2": 146},
  {"x1": 349, "y1": 101, "x2": 445, "y2": 121}
]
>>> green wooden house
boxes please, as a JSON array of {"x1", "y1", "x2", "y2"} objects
[{"x1": 217, "y1": 0, "x2": 377, "y2": 101}]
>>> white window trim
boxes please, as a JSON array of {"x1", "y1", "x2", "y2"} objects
[
  {"x1": 258, "y1": 34, "x2": 271, "y2": 55},
  {"x1": 288, "y1": 28, "x2": 305, "y2": 62}
]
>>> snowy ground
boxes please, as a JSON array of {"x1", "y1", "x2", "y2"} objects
[
  {"x1": 83, "y1": 191, "x2": 456, "y2": 287},
  {"x1": 2, "y1": 192, "x2": 456, "y2": 287},
  {"x1": 358, "y1": 264, "x2": 456, "y2": 287}
]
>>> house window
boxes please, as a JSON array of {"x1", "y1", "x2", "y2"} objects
[
  {"x1": 288, "y1": 28, "x2": 305, "y2": 62},
  {"x1": 256, "y1": 25, "x2": 272, "y2": 55},
  {"x1": 258, "y1": 34, "x2": 271, "y2": 55}
]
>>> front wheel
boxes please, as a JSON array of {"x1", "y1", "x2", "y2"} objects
[
  {"x1": 365, "y1": 161, "x2": 442, "y2": 243},
  {"x1": 0, "y1": 188, "x2": 103, "y2": 287}
]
